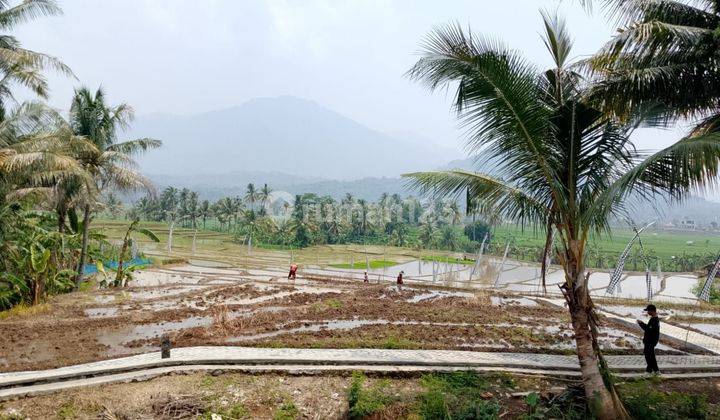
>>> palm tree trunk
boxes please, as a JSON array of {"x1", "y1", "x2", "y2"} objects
[
  {"x1": 74, "y1": 204, "x2": 91, "y2": 290},
  {"x1": 57, "y1": 207, "x2": 66, "y2": 233},
  {"x1": 115, "y1": 238, "x2": 128, "y2": 287},
  {"x1": 540, "y1": 224, "x2": 553, "y2": 295},
  {"x1": 563, "y1": 268, "x2": 628, "y2": 419}
]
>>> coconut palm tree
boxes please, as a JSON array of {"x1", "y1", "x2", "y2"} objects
[
  {"x1": 259, "y1": 183, "x2": 272, "y2": 214},
  {"x1": 0, "y1": 0, "x2": 73, "y2": 117},
  {"x1": 448, "y1": 201, "x2": 462, "y2": 225},
  {"x1": 245, "y1": 183, "x2": 257, "y2": 212},
  {"x1": 0, "y1": 102, "x2": 91, "y2": 201},
  {"x1": 214, "y1": 197, "x2": 235, "y2": 231},
  {"x1": 289, "y1": 194, "x2": 315, "y2": 246},
  {"x1": 404, "y1": 13, "x2": 720, "y2": 418},
  {"x1": 199, "y1": 200, "x2": 211, "y2": 229},
  {"x1": 589, "y1": 0, "x2": 720, "y2": 135},
  {"x1": 104, "y1": 192, "x2": 123, "y2": 218},
  {"x1": 68, "y1": 87, "x2": 161, "y2": 288}
]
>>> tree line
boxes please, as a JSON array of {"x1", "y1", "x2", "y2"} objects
[{"x1": 125, "y1": 185, "x2": 491, "y2": 251}]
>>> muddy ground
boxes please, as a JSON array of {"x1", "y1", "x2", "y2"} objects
[{"x1": 1, "y1": 264, "x2": 706, "y2": 373}]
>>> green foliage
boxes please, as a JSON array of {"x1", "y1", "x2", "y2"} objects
[
  {"x1": 421, "y1": 255, "x2": 475, "y2": 265},
  {"x1": 273, "y1": 401, "x2": 299, "y2": 420},
  {"x1": 693, "y1": 279, "x2": 720, "y2": 305},
  {"x1": 330, "y1": 260, "x2": 398, "y2": 269},
  {"x1": 620, "y1": 380, "x2": 708, "y2": 420},
  {"x1": 516, "y1": 386, "x2": 587, "y2": 420},
  {"x1": 325, "y1": 298, "x2": 342, "y2": 309},
  {"x1": 57, "y1": 401, "x2": 77, "y2": 419},
  {"x1": 347, "y1": 372, "x2": 393, "y2": 419},
  {"x1": 381, "y1": 336, "x2": 417, "y2": 349},
  {"x1": 418, "y1": 372, "x2": 500, "y2": 420},
  {"x1": 201, "y1": 402, "x2": 248, "y2": 420},
  {"x1": 0, "y1": 207, "x2": 80, "y2": 309}
]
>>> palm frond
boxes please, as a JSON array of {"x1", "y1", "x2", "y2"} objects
[
  {"x1": 586, "y1": 133, "x2": 720, "y2": 227},
  {"x1": 105, "y1": 138, "x2": 162, "y2": 155},
  {"x1": 406, "y1": 23, "x2": 561, "y2": 205},
  {"x1": 0, "y1": 0, "x2": 61, "y2": 30},
  {"x1": 403, "y1": 170, "x2": 548, "y2": 225},
  {"x1": 540, "y1": 10, "x2": 574, "y2": 69}
]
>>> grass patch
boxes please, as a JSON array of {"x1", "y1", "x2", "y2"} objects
[
  {"x1": 273, "y1": 401, "x2": 299, "y2": 420},
  {"x1": 78, "y1": 280, "x2": 94, "y2": 292},
  {"x1": 200, "y1": 403, "x2": 248, "y2": 419},
  {"x1": 619, "y1": 378, "x2": 709, "y2": 420},
  {"x1": 348, "y1": 372, "x2": 395, "y2": 419},
  {"x1": 56, "y1": 401, "x2": 77, "y2": 419},
  {"x1": 329, "y1": 260, "x2": 398, "y2": 269},
  {"x1": 199, "y1": 375, "x2": 217, "y2": 388},
  {"x1": 149, "y1": 256, "x2": 187, "y2": 267},
  {"x1": 418, "y1": 372, "x2": 501, "y2": 419},
  {"x1": 0, "y1": 302, "x2": 51, "y2": 320},
  {"x1": 421, "y1": 255, "x2": 475, "y2": 265},
  {"x1": 325, "y1": 298, "x2": 342, "y2": 309},
  {"x1": 382, "y1": 336, "x2": 419, "y2": 349},
  {"x1": 310, "y1": 298, "x2": 343, "y2": 312}
]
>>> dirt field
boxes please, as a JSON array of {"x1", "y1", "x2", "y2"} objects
[{"x1": 0, "y1": 264, "x2": 706, "y2": 373}]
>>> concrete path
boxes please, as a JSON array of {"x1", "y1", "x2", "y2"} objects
[{"x1": 2, "y1": 347, "x2": 720, "y2": 400}]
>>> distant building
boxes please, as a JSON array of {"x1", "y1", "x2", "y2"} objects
[{"x1": 680, "y1": 219, "x2": 697, "y2": 230}]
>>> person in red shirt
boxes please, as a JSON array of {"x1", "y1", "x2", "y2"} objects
[
  {"x1": 288, "y1": 263, "x2": 298, "y2": 280},
  {"x1": 396, "y1": 270, "x2": 404, "y2": 290}
]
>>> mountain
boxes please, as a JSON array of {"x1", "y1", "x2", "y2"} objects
[{"x1": 132, "y1": 96, "x2": 460, "y2": 180}]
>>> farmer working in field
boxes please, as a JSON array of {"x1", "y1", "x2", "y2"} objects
[
  {"x1": 396, "y1": 270, "x2": 404, "y2": 290},
  {"x1": 637, "y1": 304, "x2": 660, "y2": 374},
  {"x1": 364, "y1": 271, "x2": 369, "y2": 283},
  {"x1": 288, "y1": 263, "x2": 298, "y2": 280}
]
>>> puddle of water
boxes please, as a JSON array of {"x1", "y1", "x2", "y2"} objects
[
  {"x1": 97, "y1": 316, "x2": 212, "y2": 355},
  {"x1": 188, "y1": 259, "x2": 235, "y2": 268},
  {"x1": 128, "y1": 287, "x2": 203, "y2": 300},
  {"x1": 94, "y1": 295, "x2": 115, "y2": 304},
  {"x1": 660, "y1": 276, "x2": 698, "y2": 299},
  {"x1": 169, "y1": 265, "x2": 240, "y2": 275},
  {"x1": 129, "y1": 270, "x2": 207, "y2": 287},
  {"x1": 689, "y1": 323, "x2": 720, "y2": 339},
  {"x1": 601, "y1": 305, "x2": 675, "y2": 320},
  {"x1": 406, "y1": 290, "x2": 474, "y2": 303},
  {"x1": 84, "y1": 307, "x2": 119, "y2": 318}
]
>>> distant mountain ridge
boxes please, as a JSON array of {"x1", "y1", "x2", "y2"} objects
[{"x1": 132, "y1": 95, "x2": 459, "y2": 180}]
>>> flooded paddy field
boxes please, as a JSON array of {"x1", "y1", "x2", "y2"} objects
[{"x1": 1, "y1": 260, "x2": 713, "y2": 373}]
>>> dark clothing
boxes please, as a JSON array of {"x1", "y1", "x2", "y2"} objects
[
  {"x1": 644, "y1": 344, "x2": 659, "y2": 373},
  {"x1": 640, "y1": 316, "x2": 660, "y2": 346},
  {"x1": 639, "y1": 316, "x2": 660, "y2": 373},
  {"x1": 396, "y1": 273, "x2": 403, "y2": 285}
]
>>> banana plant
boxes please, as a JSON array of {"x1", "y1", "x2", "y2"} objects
[{"x1": 114, "y1": 219, "x2": 159, "y2": 287}]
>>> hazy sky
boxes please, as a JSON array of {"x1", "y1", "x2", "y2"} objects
[{"x1": 16, "y1": 0, "x2": 684, "y2": 153}]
